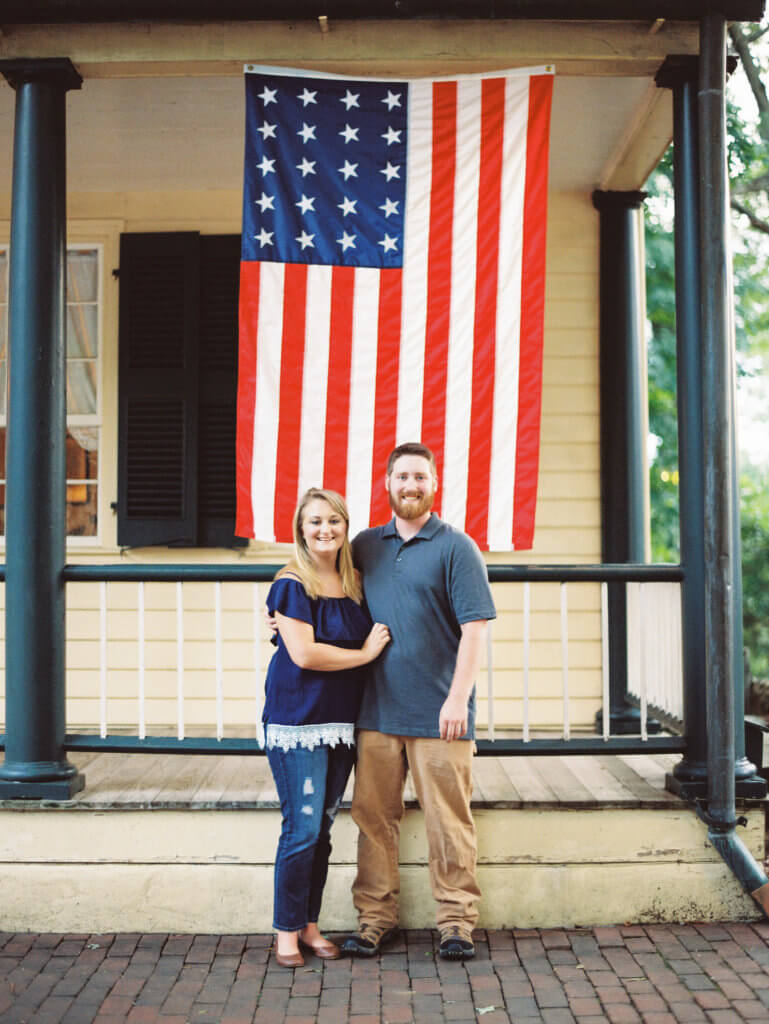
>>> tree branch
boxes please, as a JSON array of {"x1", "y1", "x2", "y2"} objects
[
  {"x1": 729, "y1": 22, "x2": 769, "y2": 146},
  {"x1": 732, "y1": 171, "x2": 769, "y2": 195},
  {"x1": 732, "y1": 197, "x2": 769, "y2": 235}
]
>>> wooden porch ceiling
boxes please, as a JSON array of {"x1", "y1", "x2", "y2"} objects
[
  {"x1": 0, "y1": 18, "x2": 694, "y2": 201},
  {"x1": 0, "y1": 1, "x2": 765, "y2": 24}
]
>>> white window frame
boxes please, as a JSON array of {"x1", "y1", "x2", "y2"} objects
[{"x1": 0, "y1": 241, "x2": 104, "y2": 547}]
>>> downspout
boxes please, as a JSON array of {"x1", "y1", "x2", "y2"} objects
[{"x1": 697, "y1": 11, "x2": 769, "y2": 915}]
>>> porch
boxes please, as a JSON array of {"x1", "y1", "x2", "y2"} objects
[{"x1": 0, "y1": 748, "x2": 763, "y2": 933}]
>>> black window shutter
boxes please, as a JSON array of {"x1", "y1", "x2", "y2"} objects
[
  {"x1": 117, "y1": 233, "x2": 200, "y2": 546},
  {"x1": 197, "y1": 235, "x2": 245, "y2": 547}
]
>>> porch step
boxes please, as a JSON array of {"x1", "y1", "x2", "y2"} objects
[{"x1": 0, "y1": 753, "x2": 764, "y2": 932}]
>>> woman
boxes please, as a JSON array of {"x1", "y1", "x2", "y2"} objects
[{"x1": 263, "y1": 487, "x2": 390, "y2": 967}]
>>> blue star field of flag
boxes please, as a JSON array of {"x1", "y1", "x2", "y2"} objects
[{"x1": 242, "y1": 71, "x2": 408, "y2": 269}]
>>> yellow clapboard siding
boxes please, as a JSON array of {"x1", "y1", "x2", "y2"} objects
[{"x1": 545, "y1": 328, "x2": 599, "y2": 358}]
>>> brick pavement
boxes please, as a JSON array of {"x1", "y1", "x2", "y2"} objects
[{"x1": 1, "y1": 923, "x2": 769, "y2": 1023}]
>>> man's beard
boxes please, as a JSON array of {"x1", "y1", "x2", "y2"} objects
[{"x1": 388, "y1": 488, "x2": 435, "y2": 520}]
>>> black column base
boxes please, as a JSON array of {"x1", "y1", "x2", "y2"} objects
[
  {"x1": 0, "y1": 758, "x2": 85, "y2": 800},
  {"x1": 666, "y1": 770, "x2": 767, "y2": 800},
  {"x1": 595, "y1": 706, "x2": 663, "y2": 736}
]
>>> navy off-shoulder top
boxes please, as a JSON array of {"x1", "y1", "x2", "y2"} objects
[{"x1": 262, "y1": 576, "x2": 372, "y2": 751}]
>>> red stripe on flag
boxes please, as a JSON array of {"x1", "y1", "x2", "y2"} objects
[
  {"x1": 323, "y1": 266, "x2": 355, "y2": 496},
  {"x1": 421, "y1": 80, "x2": 457, "y2": 513},
  {"x1": 235, "y1": 261, "x2": 260, "y2": 538},
  {"x1": 273, "y1": 263, "x2": 308, "y2": 542},
  {"x1": 369, "y1": 267, "x2": 403, "y2": 526},
  {"x1": 513, "y1": 75, "x2": 553, "y2": 549},
  {"x1": 465, "y1": 77, "x2": 506, "y2": 549}
]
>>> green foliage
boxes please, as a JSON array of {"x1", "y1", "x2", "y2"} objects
[
  {"x1": 645, "y1": 158, "x2": 680, "y2": 563},
  {"x1": 741, "y1": 468, "x2": 769, "y2": 678}
]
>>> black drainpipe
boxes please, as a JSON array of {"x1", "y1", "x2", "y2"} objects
[{"x1": 697, "y1": 10, "x2": 769, "y2": 915}]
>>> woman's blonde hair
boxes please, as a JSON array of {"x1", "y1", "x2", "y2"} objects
[{"x1": 276, "y1": 487, "x2": 362, "y2": 603}]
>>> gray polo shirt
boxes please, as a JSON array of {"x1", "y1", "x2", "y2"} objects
[{"x1": 352, "y1": 514, "x2": 496, "y2": 739}]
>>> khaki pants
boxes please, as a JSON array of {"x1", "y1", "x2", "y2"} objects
[{"x1": 351, "y1": 729, "x2": 480, "y2": 933}]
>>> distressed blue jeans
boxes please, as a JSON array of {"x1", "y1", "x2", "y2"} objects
[{"x1": 266, "y1": 742, "x2": 356, "y2": 931}]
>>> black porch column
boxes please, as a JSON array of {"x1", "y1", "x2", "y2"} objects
[
  {"x1": 656, "y1": 57, "x2": 709, "y2": 795},
  {"x1": 656, "y1": 55, "x2": 763, "y2": 799},
  {"x1": 0, "y1": 59, "x2": 84, "y2": 799},
  {"x1": 697, "y1": 16, "x2": 764, "y2": 805},
  {"x1": 592, "y1": 190, "x2": 660, "y2": 735}
]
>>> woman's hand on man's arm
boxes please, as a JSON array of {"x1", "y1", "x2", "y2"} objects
[{"x1": 276, "y1": 612, "x2": 390, "y2": 671}]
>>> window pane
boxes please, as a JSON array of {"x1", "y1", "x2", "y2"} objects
[
  {"x1": 0, "y1": 310, "x2": 6, "y2": 361},
  {"x1": 0, "y1": 426, "x2": 5, "y2": 533},
  {"x1": 0, "y1": 249, "x2": 7, "y2": 305},
  {"x1": 66, "y1": 249, "x2": 98, "y2": 303},
  {"x1": 66, "y1": 430, "x2": 98, "y2": 537},
  {"x1": 67, "y1": 360, "x2": 97, "y2": 415},
  {"x1": 67, "y1": 303, "x2": 98, "y2": 358},
  {"x1": 66, "y1": 483, "x2": 98, "y2": 537}
]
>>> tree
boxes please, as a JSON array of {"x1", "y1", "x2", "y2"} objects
[{"x1": 645, "y1": 18, "x2": 769, "y2": 675}]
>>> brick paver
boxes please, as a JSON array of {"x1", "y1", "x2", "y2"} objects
[{"x1": 0, "y1": 924, "x2": 768, "y2": 1022}]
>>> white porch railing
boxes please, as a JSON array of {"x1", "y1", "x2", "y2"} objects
[{"x1": 0, "y1": 564, "x2": 687, "y2": 756}]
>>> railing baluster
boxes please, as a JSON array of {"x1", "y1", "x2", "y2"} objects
[
  {"x1": 138, "y1": 581, "x2": 146, "y2": 740},
  {"x1": 639, "y1": 582, "x2": 648, "y2": 742},
  {"x1": 486, "y1": 619, "x2": 494, "y2": 742},
  {"x1": 601, "y1": 581, "x2": 610, "y2": 741},
  {"x1": 560, "y1": 582, "x2": 570, "y2": 741},
  {"x1": 176, "y1": 581, "x2": 184, "y2": 741},
  {"x1": 255, "y1": 582, "x2": 264, "y2": 746},
  {"x1": 215, "y1": 581, "x2": 223, "y2": 742},
  {"x1": 99, "y1": 580, "x2": 107, "y2": 738},
  {"x1": 522, "y1": 581, "x2": 531, "y2": 743}
]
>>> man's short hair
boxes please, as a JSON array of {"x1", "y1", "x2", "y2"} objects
[{"x1": 386, "y1": 442, "x2": 437, "y2": 477}]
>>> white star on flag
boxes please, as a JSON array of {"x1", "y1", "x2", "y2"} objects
[
  {"x1": 295, "y1": 230, "x2": 315, "y2": 250},
  {"x1": 338, "y1": 160, "x2": 359, "y2": 180},
  {"x1": 380, "y1": 162, "x2": 401, "y2": 181},
  {"x1": 257, "y1": 120, "x2": 277, "y2": 139},
  {"x1": 297, "y1": 88, "x2": 317, "y2": 106},
  {"x1": 297, "y1": 123, "x2": 317, "y2": 143},
  {"x1": 339, "y1": 123, "x2": 360, "y2": 144},
  {"x1": 295, "y1": 194, "x2": 316, "y2": 214},
  {"x1": 378, "y1": 233, "x2": 398, "y2": 252},
  {"x1": 341, "y1": 89, "x2": 360, "y2": 109},
  {"x1": 296, "y1": 157, "x2": 317, "y2": 177},
  {"x1": 255, "y1": 192, "x2": 275, "y2": 211},
  {"x1": 338, "y1": 196, "x2": 358, "y2": 216},
  {"x1": 258, "y1": 85, "x2": 277, "y2": 105},
  {"x1": 382, "y1": 126, "x2": 402, "y2": 145},
  {"x1": 379, "y1": 197, "x2": 399, "y2": 217},
  {"x1": 382, "y1": 90, "x2": 401, "y2": 110},
  {"x1": 254, "y1": 228, "x2": 274, "y2": 247},
  {"x1": 257, "y1": 156, "x2": 275, "y2": 176},
  {"x1": 336, "y1": 231, "x2": 356, "y2": 251}
]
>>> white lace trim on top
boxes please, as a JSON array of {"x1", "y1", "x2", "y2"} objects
[{"x1": 263, "y1": 722, "x2": 356, "y2": 752}]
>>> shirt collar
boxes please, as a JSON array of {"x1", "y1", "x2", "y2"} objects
[{"x1": 383, "y1": 513, "x2": 442, "y2": 542}]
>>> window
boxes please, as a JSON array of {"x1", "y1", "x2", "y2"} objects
[
  {"x1": 117, "y1": 232, "x2": 243, "y2": 548},
  {"x1": 0, "y1": 245, "x2": 101, "y2": 541}
]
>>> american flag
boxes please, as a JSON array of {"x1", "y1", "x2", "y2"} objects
[{"x1": 236, "y1": 65, "x2": 553, "y2": 550}]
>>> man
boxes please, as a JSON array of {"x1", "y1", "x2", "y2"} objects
[{"x1": 341, "y1": 442, "x2": 496, "y2": 961}]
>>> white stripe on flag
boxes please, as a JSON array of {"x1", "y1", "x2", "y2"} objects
[
  {"x1": 251, "y1": 262, "x2": 285, "y2": 541},
  {"x1": 346, "y1": 268, "x2": 381, "y2": 537},
  {"x1": 297, "y1": 265, "x2": 333, "y2": 494},
  {"x1": 397, "y1": 80, "x2": 432, "y2": 444},
  {"x1": 488, "y1": 77, "x2": 529, "y2": 549},
  {"x1": 442, "y1": 78, "x2": 482, "y2": 533}
]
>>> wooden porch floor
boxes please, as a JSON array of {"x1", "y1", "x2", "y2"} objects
[{"x1": 53, "y1": 750, "x2": 686, "y2": 810}]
